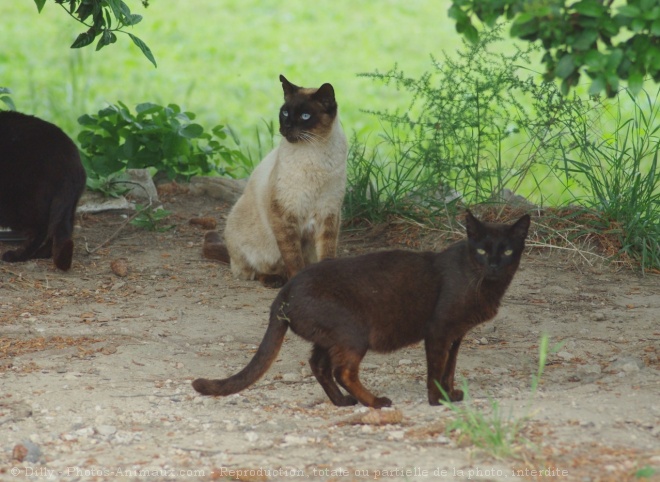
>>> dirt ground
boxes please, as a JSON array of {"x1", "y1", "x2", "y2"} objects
[{"x1": 1, "y1": 187, "x2": 659, "y2": 482}]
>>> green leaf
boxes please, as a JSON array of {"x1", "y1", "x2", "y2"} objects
[
  {"x1": 136, "y1": 102, "x2": 162, "y2": 114},
  {"x1": 510, "y1": 13, "x2": 539, "y2": 39},
  {"x1": 179, "y1": 123, "x2": 204, "y2": 139},
  {"x1": 617, "y1": 5, "x2": 641, "y2": 17},
  {"x1": 555, "y1": 54, "x2": 576, "y2": 79},
  {"x1": 572, "y1": 29, "x2": 599, "y2": 50},
  {"x1": 573, "y1": 0, "x2": 606, "y2": 18},
  {"x1": 128, "y1": 33, "x2": 157, "y2": 68},
  {"x1": 628, "y1": 70, "x2": 644, "y2": 95},
  {"x1": 96, "y1": 30, "x2": 117, "y2": 51},
  {"x1": 652, "y1": 19, "x2": 660, "y2": 35},
  {"x1": 33, "y1": 0, "x2": 47, "y2": 13},
  {"x1": 71, "y1": 29, "x2": 97, "y2": 49},
  {"x1": 588, "y1": 75, "x2": 606, "y2": 95}
]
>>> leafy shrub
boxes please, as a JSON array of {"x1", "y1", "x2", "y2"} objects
[
  {"x1": 356, "y1": 25, "x2": 595, "y2": 210},
  {"x1": 78, "y1": 101, "x2": 248, "y2": 184}
]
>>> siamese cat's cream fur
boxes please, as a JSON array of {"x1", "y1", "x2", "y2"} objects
[{"x1": 203, "y1": 75, "x2": 347, "y2": 287}]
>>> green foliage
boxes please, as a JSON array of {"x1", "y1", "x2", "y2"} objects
[
  {"x1": 635, "y1": 466, "x2": 658, "y2": 479},
  {"x1": 77, "y1": 101, "x2": 246, "y2": 185},
  {"x1": 357, "y1": 26, "x2": 593, "y2": 209},
  {"x1": 449, "y1": 0, "x2": 660, "y2": 97},
  {"x1": 35, "y1": 0, "x2": 156, "y2": 67},
  {"x1": 129, "y1": 203, "x2": 173, "y2": 232},
  {"x1": 0, "y1": 87, "x2": 16, "y2": 111},
  {"x1": 559, "y1": 87, "x2": 660, "y2": 273}
]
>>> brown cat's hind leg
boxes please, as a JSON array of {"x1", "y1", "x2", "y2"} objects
[
  {"x1": 331, "y1": 348, "x2": 392, "y2": 408},
  {"x1": 309, "y1": 345, "x2": 357, "y2": 406}
]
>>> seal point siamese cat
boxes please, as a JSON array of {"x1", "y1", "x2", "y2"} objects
[
  {"x1": 203, "y1": 75, "x2": 348, "y2": 287},
  {"x1": 0, "y1": 111, "x2": 86, "y2": 271},
  {"x1": 194, "y1": 211, "x2": 531, "y2": 408}
]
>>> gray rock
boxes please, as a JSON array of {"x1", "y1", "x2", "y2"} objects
[{"x1": 189, "y1": 176, "x2": 247, "y2": 204}]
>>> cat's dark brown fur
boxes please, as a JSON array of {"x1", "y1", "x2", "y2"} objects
[
  {"x1": 0, "y1": 111, "x2": 86, "y2": 271},
  {"x1": 193, "y1": 211, "x2": 530, "y2": 408}
]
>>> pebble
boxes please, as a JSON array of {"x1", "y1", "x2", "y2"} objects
[
  {"x1": 96, "y1": 425, "x2": 117, "y2": 436},
  {"x1": 398, "y1": 359, "x2": 412, "y2": 366},
  {"x1": 245, "y1": 431, "x2": 259, "y2": 442},
  {"x1": 611, "y1": 356, "x2": 644, "y2": 374},
  {"x1": 590, "y1": 312, "x2": 607, "y2": 321},
  {"x1": 282, "y1": 372, "x2": 301, "y2": 382},
  {"x1": 557, "y1": 351, "x2": 574, "y2": 361}
]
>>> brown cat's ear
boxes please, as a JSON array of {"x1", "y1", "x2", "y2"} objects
[
  {"x1": 510, "y1": 214, "x2": 531, "y2": 240},
  {"x1": 280, "y1": 75, "x2": 300, "y2": 97},
  {"x1": 465, "y1": 210, "x2": 483, "y2": 239}
]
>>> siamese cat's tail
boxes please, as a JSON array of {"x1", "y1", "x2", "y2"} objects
[
  {"x1": 202, "y1": 231, "x2": 230, "y2": 263},
  {"x1": 192, "y1": 304, "x2": 289, "y2": 396}
]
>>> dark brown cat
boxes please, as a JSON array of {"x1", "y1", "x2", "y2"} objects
[
  {"x1": 193, "y1": 211, "x2": 530, "y2": 408},
  {"x1": 0, "y1": 111, "x2": 86, "y2": 271}
]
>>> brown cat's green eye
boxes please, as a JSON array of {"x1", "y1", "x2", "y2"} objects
[
  {"x1": 477, "y1": 248, "x2": 486, "y2": 255},
  {"x1": 504, "y1": 249, "x2": 513, "y2": 256}
]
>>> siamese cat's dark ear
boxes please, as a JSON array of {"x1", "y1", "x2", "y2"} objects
[
  {"x1": 510, "y1": 214, "x2": 531, "y2": 240},
  {"x1": 465, "y1": 210, "x2": 483, "y2": 239},
  {"x1": 280, "y1": 75, "x2": 299, "y2": 96},
  {"x1": 313, "y1": 83, "x2": 337, "y2": 113}
]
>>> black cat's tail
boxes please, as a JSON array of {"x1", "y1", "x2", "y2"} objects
[
  {"x1": 202, "y1": 231, "x2": 230, "y2": 264},
  {"x1": 192, "y1": 302, "x2": 289, "y2": 396}
]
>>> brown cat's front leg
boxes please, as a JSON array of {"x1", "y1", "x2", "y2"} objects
[
  {"x1": 425, "y1": 337, "x2": 464, "y2": 405},
  {"x1": 441, "y1": 337, "x2": 464, "y2": 402}
]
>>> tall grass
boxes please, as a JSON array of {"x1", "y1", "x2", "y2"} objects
[{"x1": 558, "y1": 88, "x2": 660, "y2": 273}]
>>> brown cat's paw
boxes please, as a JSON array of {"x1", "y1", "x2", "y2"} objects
[
  {"x1": 333, "y1": 395, "x2": 359, "y2": 406},
  {"x1": 448, "y1": 389, "x2": 464, "y2": 402},
  {"x1": 371, "y1": 397, "x2": 393, "y2": 409}
]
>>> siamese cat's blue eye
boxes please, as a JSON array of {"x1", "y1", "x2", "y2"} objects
[
  {"x1": 504, "y1": 249, "x2": 513, "y2": 256},
  {"x1": 477, "y1": 248, "x2": 487, "y2": 255},
  {"x1": 301, "y1": 113, "x2": 311, "y2": 120}
]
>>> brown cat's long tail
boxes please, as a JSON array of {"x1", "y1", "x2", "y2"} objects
[
  {"x1": 192, "y1": 304, "x2": 289, "y2": 396},
  {"x1": 202, "y1": 231, "x2": 230, "y2": 263}
]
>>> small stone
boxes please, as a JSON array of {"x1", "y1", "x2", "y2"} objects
[
  {"x1": 96, "y1": 425, "x2": 117, "y2": 436},
  {"x1": 245, "y1": 431, "x2": 259, "y2": 442},
  {"x1": 283, "y1": 434, "x2": 308, "y2": 445},
  {"x1": 388, "y1": 430, "x2": 405, "y2": 440},
  {"x1": 110, "y1": 258, "x2": 129, "y2": 277},
  {"x1": 557, "y1": 351, "x2": 574, "y2": 361},
  {"x1": 479, "y1": 337, "x2": 488, "y2": 345},
  {"x1": 398, "y1": 359, "x2": 412, "y2": 366},
  {"x1": 590, "y1": 312, "x2": 606, "y2": 321},
  {"x1": 282, "y1": 372, "x2": 301, "y2": 383}
]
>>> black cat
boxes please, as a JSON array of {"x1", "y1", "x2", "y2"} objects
[
  {"x1": 0, "y1": 111, "x2": 86, "y2": 270},
  {"x1": 193, "y1": 211, "x2": 531, "y2": 407}
]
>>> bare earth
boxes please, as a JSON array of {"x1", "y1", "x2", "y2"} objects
[{"x1": 1, "y1": 188, "x2": 659, "y2": 482}]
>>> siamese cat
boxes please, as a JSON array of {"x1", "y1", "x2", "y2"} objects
[
  {"x1": 0, "y1": 111, "x2": 86, "y2": 271},
  {"x1": 194, "y1": 211, "x2": 531, "y2": 408},
  {"x1": 203, "y1": 75, "x2": 348, "y2": 287}
]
